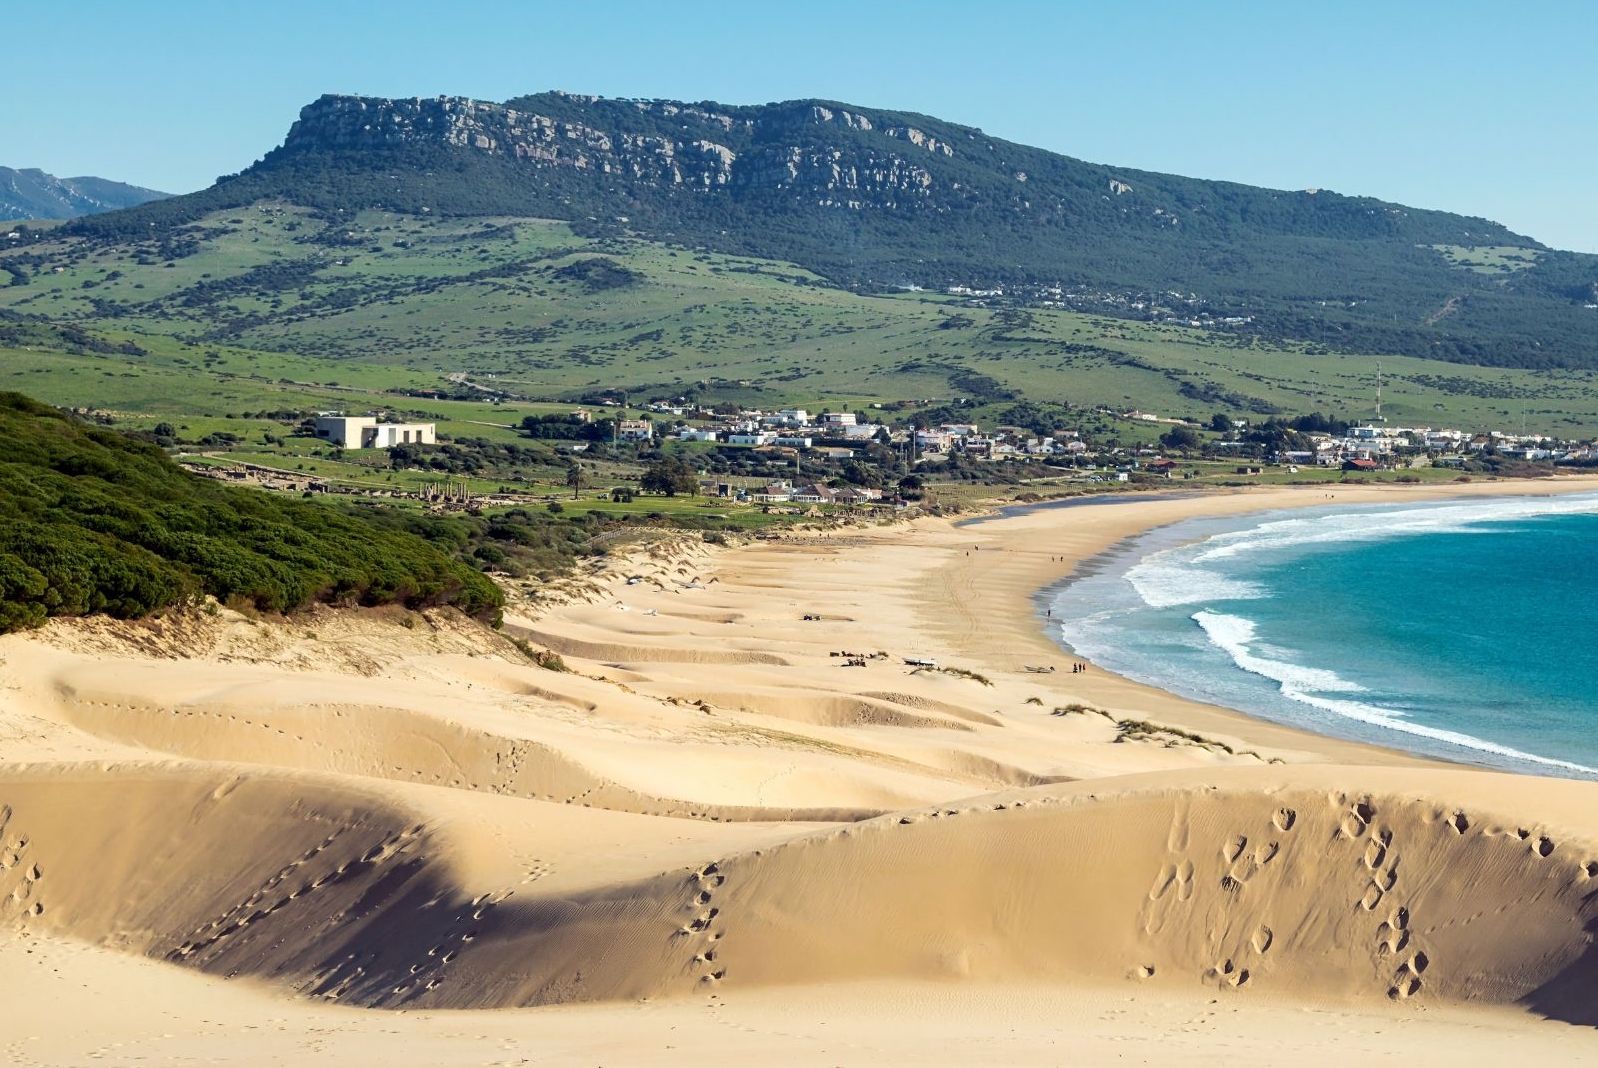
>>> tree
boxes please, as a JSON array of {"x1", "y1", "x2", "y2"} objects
[
  {"x1": 565, "y1": 463, "x2": 585, "y2": 499},
  {"x1": 610, "y1": 486, "x2": 635, "y2": 503},
  {"x1": 1209, "y1": 413, "x2": 1233, "y2": 433},
  {"x1": 640, "y1": 458, "x2": 698, "y2": 496},
  {"x1": 840, "y1": 460, "x2": 878, "y2": 487},
  {"x1": 1160, "y1": 426, "x2": 1202, "y2": 451}
]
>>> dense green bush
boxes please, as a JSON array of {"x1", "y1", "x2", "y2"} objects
[{"x1": 0, "y1": 393, "x2": 502, "y2": 634}]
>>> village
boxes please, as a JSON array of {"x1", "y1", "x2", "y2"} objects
[{"x1": 171, "y1": 394, "x2": 1598, "y2": 517}]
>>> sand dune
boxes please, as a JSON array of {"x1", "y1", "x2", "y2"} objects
[
  {"x1": 5, "y1": 479, "x2": 1598, "y2": 1063},
  {"x1": 4, "y1": 762, "x2": 1594, "y2": 1021}
]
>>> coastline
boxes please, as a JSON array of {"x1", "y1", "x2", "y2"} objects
[
  {"x1": 920, "y1": 475, "x2": 1598, "y2": 768},
  {"x1": 5, "y1": 474, "x2": 1598, "y2": 1062}
]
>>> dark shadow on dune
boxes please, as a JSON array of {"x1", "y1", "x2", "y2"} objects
[{"x1": 1521, "y1": 889, "x2": 1598, "y2": 1027}]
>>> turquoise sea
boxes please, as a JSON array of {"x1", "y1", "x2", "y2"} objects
[{"x1": 1046, "y1": 493, "x2": 1598, "y2": 778}]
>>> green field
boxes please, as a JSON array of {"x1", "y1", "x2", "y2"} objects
[{"x1": 6, "y1": 205, "x2": 1598, "y2": 442}]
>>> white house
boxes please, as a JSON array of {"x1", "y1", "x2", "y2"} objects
[
  {"x1": 313, "y1": 414, "x2": 436, "y2": 450},
  {"x1": 729, "y1": 431, "x2": 776, "y2": 446},
  {"x1": 677, "y1": 428, "x2": 721, "y2": 443},
  {"x1": 617, "y1": 419, "x2": 654, "y2": 442}
]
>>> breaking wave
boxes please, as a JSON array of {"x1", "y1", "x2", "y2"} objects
[{"x1": 1192, "y1": 611, "x2": 1598, "y2": 777}]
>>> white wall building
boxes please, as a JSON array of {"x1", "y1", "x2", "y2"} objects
[
  {"x1": 729, "y1": 431, "x2": 776, "y2": 446},
  {"x1": 617, "y1": 419, "x2": 654, "y2": 442},
  {"x1": 313, "y1": 414, "x2": 436, "y2": 450}
]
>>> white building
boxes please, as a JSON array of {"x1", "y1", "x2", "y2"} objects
[
  {"x1": 729, "y1": 431, "x2": 776, "y2": 446},
  {"x1": 819, "y1": 412, "x2": 857, "y2": 427},
  {"x1": 839, "y1": 424, "x2": 882, "y2": 441},
  {"x1": 313, "y1": 414, "x2": 435, "y2": 450},
  {"x1": 618, "y1": 419, "x2": 654, "y2": 442}
]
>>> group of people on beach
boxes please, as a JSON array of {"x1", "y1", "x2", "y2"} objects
[{"x1": 1071, "y1": 662, "x2": 1088, "y2": 674}]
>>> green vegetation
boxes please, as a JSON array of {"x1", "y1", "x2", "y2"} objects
[
  {"x1": 4, "y1": 205, "x2": 1598, "y2": 438},
  {"x1": 0, "y1": 392, "x2": 501, "y2": 633},
  {"x1": 38, "y1": 90, "x2": 1598, "y2": 369}
]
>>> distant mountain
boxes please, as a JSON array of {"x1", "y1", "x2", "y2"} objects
[
  {"x1": 1, "y1": 166, "x2": 170, "y2": 220},
  {"x1": 57, "y1": 91, "x2": 1598, "y2": 367}
]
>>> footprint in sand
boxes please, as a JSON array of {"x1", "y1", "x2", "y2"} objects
[
  {"x1": 1209, "y1": 959, "x2": 1250, "y2": 989},
  {"x1": 1388, "y1": 956, "x2": 1425, "y2": 1001},
  {"x1": 1373, "y1": 863, "x2": 1399, "y2": 893},
  {"x1": 1175, "y1": 860, "x2": 1195, "y2": 901},
  {"x1": 1273, "y1": 807, "x2": 1297, "y2": 833},
  {"x1": 1222, "y1": 835, "x2": 1248, "y2": 866},
  {"x1": 1148, "y1": 863, "x2": 1178, "y2": 901},
  {"x1": 1251, "y1": 925, "x2": 1273, "y2": 954},
  {"x1": 1167, "y1": 808, "x2": 1191, "y2": 852}
]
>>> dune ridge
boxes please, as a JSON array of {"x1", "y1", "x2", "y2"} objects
[{"x1": 5, "y1": 478, "x2": 1598, "y2": 1063}]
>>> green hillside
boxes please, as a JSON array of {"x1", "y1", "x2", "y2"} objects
[
  {"x1": 5, "y1": 205, "x2": 1598, "y2": 439},
  {"x1": 38, "y1": 90, "x2": 1598, "y2": 369},
  {"x1": 0, "y1": 391, "x2": 502, "y2": 633}
]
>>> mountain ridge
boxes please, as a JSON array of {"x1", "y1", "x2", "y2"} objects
[
  {"x1": 47, "y1": 90, "x2": 1598, "y2": 367},
  {"x1": 1, "y1": 166, "x2": 170, "y2": 220}
]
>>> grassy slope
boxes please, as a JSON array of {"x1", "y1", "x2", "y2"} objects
[{"x1": 3, "y1": 205, "x2": 1597, "y2": 437}]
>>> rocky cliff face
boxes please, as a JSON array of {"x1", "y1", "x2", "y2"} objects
[
  {"x1": 280, "y1": 93, "x2": 955, "y2": 209},
  {"x1": 53, "y1": 90, "x2": 1596, "y2": 371}
]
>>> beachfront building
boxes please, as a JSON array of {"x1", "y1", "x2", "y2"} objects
[
  {"x1": 751, "y1": 480, "x2": 795, "y2": 503},
  {"x1": 313, "y1": 414, "x2": 436, "y2": 450}
]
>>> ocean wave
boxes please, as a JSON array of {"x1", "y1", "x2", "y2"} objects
[
  {"x1": 1192, "y1": 610, "x2": 1598, "y2": 777},
  {"x1": 1124, "y1": 557, "x2": 1264, "y2": 607},
  {"x1": 1192, "y1": 494, "x2": 1598, "y2": 565}
]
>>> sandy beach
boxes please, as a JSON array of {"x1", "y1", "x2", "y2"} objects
[{"x1": 5, "y1": 476, "x2": 1598, "y2": 1065}]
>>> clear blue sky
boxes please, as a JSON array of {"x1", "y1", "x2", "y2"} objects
[{"x1": 7, "y1": 0, "x2": 1594, "y2": 251}]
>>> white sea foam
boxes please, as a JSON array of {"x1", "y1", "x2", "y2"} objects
[
  {"x1": 1192, "y1": 610, "x2": 1598, "y2": 777},
  {"x1": 1122, "y1": 493, "x2": 1598, "y2": 610},
  {"x1": 1191, "y1": 494, "x2": 1598, "y2": 565},
  {"x1": 1124, "y1": 556, "x2": 1264, "y2": 607}
]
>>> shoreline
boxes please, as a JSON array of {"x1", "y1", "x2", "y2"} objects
[
  {"x1": 5, "y1": 475, "x2": 1598, "y2": 1059},
  {"x1": 920, "y1": 474, "x2": 1598, "y2": 771}
]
